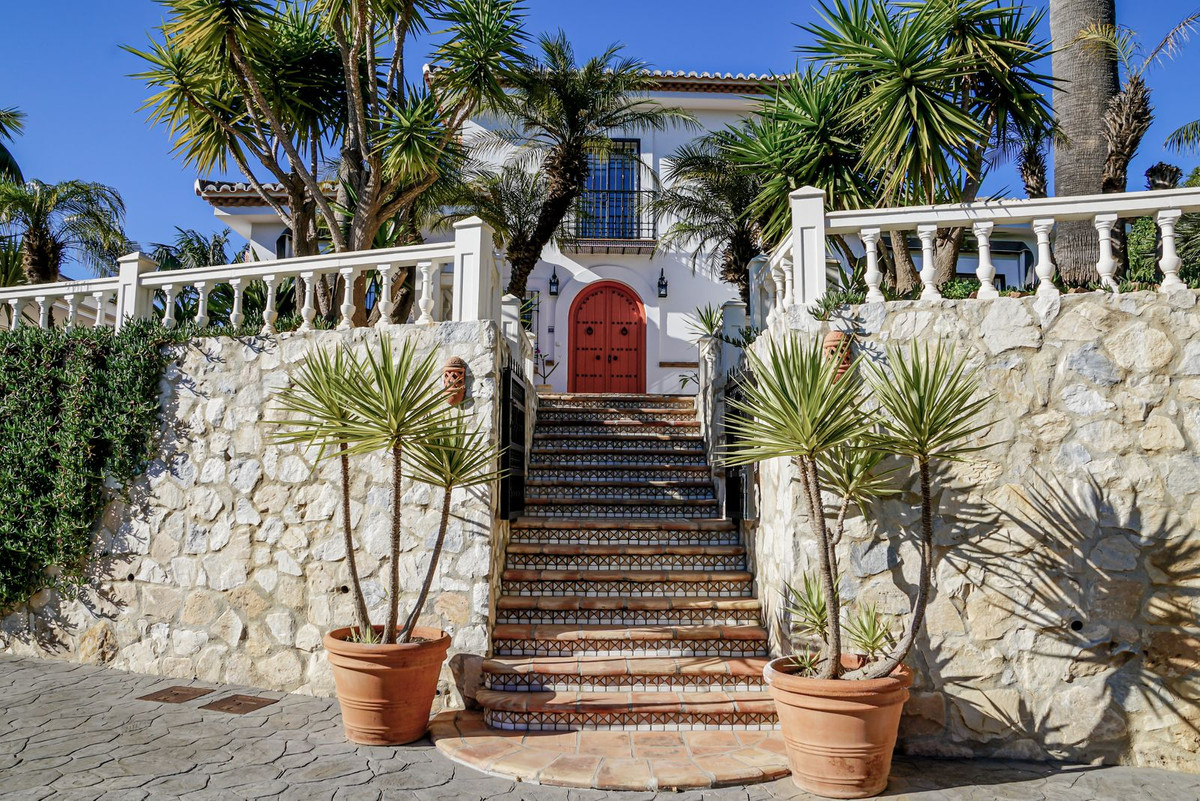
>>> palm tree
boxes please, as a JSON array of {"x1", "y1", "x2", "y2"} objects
[
  {"x1": 0, "y1": 180, "x2": 127, "y2": 285},
  {"x1": 653, "y1": 136, "x2": 764, "y2": 302},
  {"x1": 0, "y1": 107, "x2": 25, "y2": 183},
  {"x1": 437, "y1": 163, "x2": 570, "y2": 256},
  {"x1": 402, "y1": 413, "x2": 503, "y2": 642},
  {"x1": 481, "y1": 33, "x2": 694, "y2": 296},
  {"x1": 1049, "y1": 0, "x2": 1119, "y2": 285}
]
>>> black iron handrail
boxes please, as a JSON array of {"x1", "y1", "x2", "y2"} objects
[{"x1": 571, "y1": 189, "x2": 657, "y2": 241}]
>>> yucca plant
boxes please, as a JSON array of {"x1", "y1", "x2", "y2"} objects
[
  {"x1": 724, "y1": 335, "x2": 991, "y2": 680},
  {"x1": 401, "y1": 413, "x2": 504, "y2": 642},
  {"x1": 269, "y1": 338, "x2": 455, "y2": 645}
]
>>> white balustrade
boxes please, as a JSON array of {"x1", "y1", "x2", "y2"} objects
[
  {"x1": 161, "y1": 285, "x2": 178, "y2": 330},
  {"x1": 769, "y1": 186, "x2": 1200, "y2": 308},
  {"x1": 65, "y1": 294, "x2": 78, "y2": 328},
  {"x1": 194, "y1": 282, "x2": 210, "y2": 329},
  {"x1": 374, "y1": 264, "x2": 397, "y2": 328},
  {"x1": 36, "y1": 296, "x2": 49, "y2": 328},
  {"x1": 260, "y1": 275, "x2": 279, "y2": 335},
  {"x1": 298, "y1": 271, "x2": 317, "y2": 333},
  {"x1": 416, "y1": 261, "x2": 436, "y2": 325},
  {"x1": 337, "y1": 267, "x2": 359, "y2": 330},
  {"x1": 229, "y1": 279, "x2": 245, "y2": 327}
]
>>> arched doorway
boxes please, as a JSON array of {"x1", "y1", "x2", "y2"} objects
[{"x1": 568, "y1": 281, "x2": 646, "y2": 394}]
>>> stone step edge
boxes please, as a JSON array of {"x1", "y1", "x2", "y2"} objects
[
  {"x1": 505, "y1": 544, "x2": 743, "y2": 556},
  {"x1": 477, "y1": 689, "x2": 776, "y2": 716},
  {"x1": 512, "y1": 517, "x2": 736, "y2": 531},
  {"x1": 501, "y1": 569, "x2": 752, "y2": 583},
  {"x1": 496, "y1": 595, "x2": 758, "y2": 611},
  {"x1": 482, "y1": 655, "x2": 770, "y2": 678},
  {"x1": 491, "y1": 624, "x2": 767, "y2": 642}
]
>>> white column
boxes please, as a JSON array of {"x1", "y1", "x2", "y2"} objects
[
  {"x1": 1094, "y1": 214, "x2": 1119, "y2": 294},
  {"x1": 1032, "y1": 218, "x2": 1058, "y2": 297},
  {"x1": 917, "y1": 225, "x2": 941, "y2": 300},
  {"x1": 260, "y1": 275, "x2": 278, "y2": 335},
  {"x1": 35, "y1": 296, "x2": 49, "y2": 329},
  {"x1": 973, "y1": 221, "x2": 999, "y2": 300},
  {"x1": 161, "y1": 285, "x2": 178, "y2": 330},
  {"x1": 65, "y1": 294, "x2": 78, "y2": 328},
  {"x1": 416, "y1": 261, "x2": 436, "y2": 325},
  {"x1": 337, "y1": 267, "x2": 360, "y2": 330},
  {"x1": 8, "y1": 299, "x2": 20, "y2": 329},
  {"x1": 374, "y1": 264, "x2": 397, "y2": 328},
  {"x1": 861, "y1": 228, "x2": 884, "y2": 303},
  {"x1": 299, "y1": 271, "x2": 317, "y2": 332},
  {"x1": 1158, "y1": 209, "x2": 1186, "y2": 293},
  {"x1": 114, "y1": 252, "x2": 159, "y2": 330},
  {"x1": 91, "y1": 292, "x2": 106, "y2": 328},
  {"x1": 768, "y1": 259, "x2": 787, "y2": 327},
  {"x1": 194, "y1": 282, "x2": 210, "y2": 329},
  {"x1": 229, "y1": 279, "x2": 245, "y2": 327},
  {"x1": 452, "y1": 216, "x2": 499, "y2": 322},
  {"x1": 789, "y1": 187, "x2": 827, "y2": 306}
]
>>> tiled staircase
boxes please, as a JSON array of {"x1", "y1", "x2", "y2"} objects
[{"x1": 479, "y1": 393, "x2": 776, "y2": 732}]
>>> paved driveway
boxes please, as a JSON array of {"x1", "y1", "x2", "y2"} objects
[{"x1": 2, "y1": 655, "x2": 1198, "y2": 800}]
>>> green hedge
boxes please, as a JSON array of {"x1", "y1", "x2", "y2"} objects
[{"x1": 0, "y1": 321, "x2": 172, "y2": 612}]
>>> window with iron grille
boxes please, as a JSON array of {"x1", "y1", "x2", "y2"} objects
[{"x1": 577, "y1": 140, "x2": 652, "y2": 240}]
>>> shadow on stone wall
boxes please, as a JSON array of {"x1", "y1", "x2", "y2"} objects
[{"x1": 903, "y1": 471, "x2": 1200, "y2": 764}]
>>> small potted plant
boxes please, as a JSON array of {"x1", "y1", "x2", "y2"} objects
[
  {"x1": 271, "y1": 338, "x2": 501, "y2": 745},
  {"x1": 725, "y1": 336, "x2": 991, "y2": 798}
]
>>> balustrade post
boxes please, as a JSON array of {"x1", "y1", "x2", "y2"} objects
[
  {"x1": 768, "y1": 260, "x2": 786, "y2": 328},
  {"x1": 452, "y1": 216, "x2": 499, "y2": 323},
  {"x1": 36, "y1": 296, "x2": 49, "y2": 329},
  {"x1": 229, "y1": 279, "x2": 245, "y2": 327},
  {"x1": 260, "y1": 275, "x2": 278, "y2": 335},
  {"x1": 973, "y1": 221, "x2": 999, "y2": 300},
  {"x1": 789, "y1": 188, "x2": 827, "y2": 307},
  {"x1": 161, "y1": 285, "x2": 178, "y2": 330},
  {"x1": 299, "y1": 271, "x2": 318, "y2": 332},
  {"x1": 917, "y1": 225, "x2": 941, "y2": 300},
  {"x1": 1094, "y1": 214, "x2": 1120, "y2": 294},
  {"x1": 416, "y1": 261, "x2": 436, "y2": 325},
  {"x1": 720, "y1": 300, "x2": 747, "y2": 376},
  {"x1": 194, "y1": 282, "x2": 210, "y2": 329},
  {"x1": 91, "y1": 292, "x2": 107, "y2": 328},
  {"x1": 65, "y1": 294, "x2": 78, "y2": 328},
  {"x1": 7, "y1": 299, "x2": 20, "y2": 329},
  {"x1": 337, "y1": 267, "x2": 359, "y2": 330},
  {"x1": 1032, "y1": 218, "x2": 1058, "y2": 297},
  {"x1": 1158, "y1": 209, "x2": 1186, "y2": 292},
  {"x1": 861, "y1": 228, "x2": 884, "y2": 303},
  {"x1": 115, "y1": 252, "x2": 159, "y2": 330},
  {"x1": 374, "y1": 264, "x2": 397, "y2": 328}
]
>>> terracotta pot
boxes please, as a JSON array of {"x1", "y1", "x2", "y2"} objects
[
  {"x1": 822, "y1": 330, "x2": 854, "y2": 381},
  {"x1": 764, "y1": 655, "x2": 912, "y2": 799},
  {"x1": 323, "y1": 625, "x2": 451, "y2": 746}
]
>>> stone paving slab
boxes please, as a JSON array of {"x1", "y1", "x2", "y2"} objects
[{"x1": 3, "y1": 655, "x2": 1200, "y2": 800}]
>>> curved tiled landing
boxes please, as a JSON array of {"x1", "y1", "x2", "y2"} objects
[{"x1": 431, "y1": 710, "x2": 790, "y2": 791}]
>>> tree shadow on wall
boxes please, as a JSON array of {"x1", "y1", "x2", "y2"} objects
[{"x1": 929, "y1": 470, "x2": 1200, "y2": 768}]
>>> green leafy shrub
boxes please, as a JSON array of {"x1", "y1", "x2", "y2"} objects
[{"x1": 0, "y1": 321, "x2": 171, "y2": 611}]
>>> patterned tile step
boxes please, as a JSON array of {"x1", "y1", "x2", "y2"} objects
[
  {"x1": 537, "y1": 423, "x2": 702, "y2": 438},
  {"x1": 478, "y1": 689, "x2": 777, "y2": 731},
  {"x1": 538, "y1": 393, "x2": 695, "y2": 409},
  {"x1": 529, "y1": 450, "x2": 708, "y2": 467},
  {"x1": 482, "y1": 655, "x2": 769, "y2": 692},
  {"x1": 510, "y1": 518, "x2": 739, "y2": 546},
  {"x1": 523, "y1": 498, "x2": 720, "y2": 519},
  {"x1": 500, "y1": 568, "x2": 753, "y2": 597},
  {"x1": 526, "y1": 486, "x2": 716, "y2": 503},
  {"x1": 495, "y1": 594, "x2": 760, "y2": 625},
  {"x1": 527, "y1": 465, "x2": 711, "y2": 482},
  {"x1": 491, "y1": 623, "x2": 768, "y2": 657},
  {"x1": 534, "y1": 431, "x2": 704, "y2": 444},
  {"x1": 538, "y1": 408, "x2": 698, "y2": 423},
  {"x1": 505, "y1": 544, "x2": 745, "y2": 571},
  {"x1": 431, "y1": 711, "x2": 789, "y2": 790}
]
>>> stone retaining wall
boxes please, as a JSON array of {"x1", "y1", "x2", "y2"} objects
[
  {"x1": 748, "y1": 291, "x2": 1200, "y2": 772},
  {"x1": 0, "y1": 322, "x2": 510, "y2": 709}
]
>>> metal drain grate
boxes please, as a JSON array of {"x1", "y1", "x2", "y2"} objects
[
  {"x1": 200, "y1": 694, "x2": 279, "y2": 715},
  {"x1": 137, "y1": 686, "x2": 215, "y2": 704}
]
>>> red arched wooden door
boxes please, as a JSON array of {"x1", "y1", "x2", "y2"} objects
[{"x1": 569, "y1": 282, "x2": 646, "y2": 394}]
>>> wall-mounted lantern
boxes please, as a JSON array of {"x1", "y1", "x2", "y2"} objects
[
  {"x1": 548, "y1": 266, "x2": 560, "y2": 297},
  {"x1": 657, "y1": 268, "x2": 669, "y2": 298}
]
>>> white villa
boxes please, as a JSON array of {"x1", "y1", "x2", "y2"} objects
[{"x1": 195, "y1": 70, "x2": 1038, "y2": 395}]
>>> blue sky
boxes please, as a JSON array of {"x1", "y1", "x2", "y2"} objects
[{"x1": 5, "y1": 1, "x2": 1200, "y2": 277}]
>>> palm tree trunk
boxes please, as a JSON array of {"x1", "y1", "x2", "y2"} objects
[
  {"x1": 383, "y1": 444, "x2": 404, "y2": 644},
  {"x1": 1050, "y1": 0, "x2": 1120, "y2": 285},
  {"x1": 859, "y1": 459, "x2": 935, "y2": 680},
  {"x1": 399, "y1": 485, "x2": 453, "y2": 644},
  {"x1": 890, "y1": 231, "x2": 920, "y2": 296},
  {"x1": 339, "y1": 445, "x2": 373, "y2": 641},
  {"x1": 797, "y1": 456, "x2": 841, "y2": 679}
]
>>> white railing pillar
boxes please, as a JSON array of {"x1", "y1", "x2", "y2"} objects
[
  {"x1": 1157, "y1": 210, "x2": 1185, "y2": 292},
  {"x1": 260, "y1": 274, "x2": 279, "y2": 334},
  {"x1": 194, "y1": 282, "x2": 210, "y2": 329},
  {"x1": 917, "y1": 225, "x2": 941, "y2": 300},
  {"x1": 374, "y1": 264, "x2": 397, "y2": 328},
  {"x1": 861, "y1": 228, "x2": 884, "y2": 303},
  {"x1": 337, "y1": 267, "x2": 360, "y2": 330},
  {"x1": 1094, "y1": 214, "x2": 1120, "y2": 294},
  {"x1": 298, "y1": 271, "x2": 318, "y2": 332},
  {"x1": 453, "y1": 216, "x2": 500, "y2": 323},
  {"x1": 973, "y1": 221, "x2": 999, "y2": 300},
  {"x1": 115, "y1": 252, "x2": 159, "y2": 330},
  {"x1": 720, "y1": 299, "x2": 747, "y2": 375},
  {"x1": 65, "y1": 294, "x2": 78, "y2": 328},
  {"x1": 7, "y1": 299, "x2": 21, "y2": 329},
  {"x1": 1032, "y1": 218, "x2": 1058, "y2": 297},
  {"x1": 789, "y1": 187, "x2": 827, "y2": 306},
  {"x1": 416, "y1": 261, "x2": 436, "y2": 325},
  {"x1": 91, "y1": 292, "x2": 107, "y2": 328}
]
